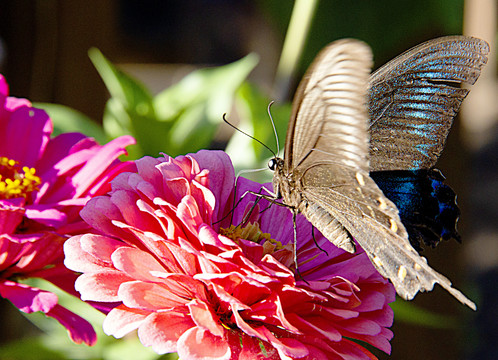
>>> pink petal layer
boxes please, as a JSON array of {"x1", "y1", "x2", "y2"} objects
[
  {"x1": 0, "y1": 74, "x2": 8, "y2": 95},
  {"x1": 118, "y1": 281, "x2": 189, "y2": 310},
  {"x1": 103, "y1": 304, "x2": 150, "y2": 338},
  {"x1": 188, "y1": 298, "x2": 224, "y2": 337},
  {"x1": 75, "y1": 271, "x2": 133, "y2": 302},
  {"x1": 4, "y1": 106, "x2": 51, "y2": 167},
  {"x1": 111, "y1": 241, "x2": 166, "y2": 280}
]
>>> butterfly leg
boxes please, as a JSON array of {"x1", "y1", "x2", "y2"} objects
[
  {"x1": 311, "y1": 226, "x2": 328, "y2": 256},
  {"x1": 214, "y1": 183, "x2": 287, "y2": 227},
  {"x1": 291, "y1": 208, "x2": 308, "y2": 283},
  {"x1": 214, "y1": 174, "x2": 273, "y2": 226}
]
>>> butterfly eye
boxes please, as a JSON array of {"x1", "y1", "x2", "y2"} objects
[{"x1": 268, "y1": 158, "x2": 277, "y2": 171}]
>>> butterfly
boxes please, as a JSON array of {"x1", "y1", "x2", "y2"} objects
[{"x1": 269, "y1": 36, "x2": 489, "y2": 309}]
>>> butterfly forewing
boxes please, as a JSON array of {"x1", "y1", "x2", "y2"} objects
[
  {"x1": 272, "y1": 38, "x2": 477, "y2": 309},
  {"x1": 284, "y1": 40, "x2": 372, "y2": 174},
  {"x1": 368, "y1": 36, "x2": 489, "y2": 171},
  {"x1": 275, "y1": 39, "x2": 373, "y2": 253}
]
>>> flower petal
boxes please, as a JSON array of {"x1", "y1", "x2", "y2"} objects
[
  {"x1": 138, "y1": 311, "x2": 195, "y2": 354},
  {"x1": 46, "y1": 304, "x2": 97, "y2": 346},
  {"x1": 177, "y1": 327, "x2": 231, "y2": 360},
  {"x1": 0, "y1": 280, "x2": 57, "y2": 313},
  {"x1": 0, "y1": 74, "x2": 8, "y2": 96},
  {"x1": 75, "y1": 271, "x2": 133, "y2": 302},
  {"x1": 64, "y1": 234, "x2": 123, "y2": 273},
  {"x1": 103, "y1": 304, "x2": 150, "y2": 338},
  {"x1": 188, "y1": 298, "x2": 224, "y2": 336},
  {"x1": 118, "y1": 281, "x2": 189, "y2": 310},
  {"x1": 191, "y1": 150, "x2": 235, "y2": 223},
  {"x1": 4, "y1": 106, "x2": 51, "y2": 167},
  {"x1": 111, "y1": 246, "x2": 167, "y2": 280}
]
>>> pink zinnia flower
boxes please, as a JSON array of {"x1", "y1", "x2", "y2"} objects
[
  {"x1": 64, "y1": 150, "x2": 395, "y2": 359},
  {"x1": 0, "y1": 74, "x2": 136, "y2": 345}
]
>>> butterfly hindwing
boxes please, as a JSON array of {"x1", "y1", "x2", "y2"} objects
[
  {"x1": 302, "y1": 177, "x2": 474, "y2": 307},
  {"x1": 371, "y1": 169, "x2": 461, "y2": 250},
  {"x1": 299, "y1": 161, "x2": 471, "y2": 305},
  {"x1": 367, "y1": 36, "x2": 488, "y2": 247}
]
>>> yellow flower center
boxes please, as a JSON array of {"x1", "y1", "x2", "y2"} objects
[
  {"x1": 0, "y1": 157, "x2": 41, "y2": 200},
  {"x1": 220, "y1": 222, "x2": 293, "y2": 258},
  {"x1": 221, "y1": 222, "x2": 270, "y2": 243}
]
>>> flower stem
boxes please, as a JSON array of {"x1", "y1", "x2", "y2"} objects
[{"x1": 272, "y1": 0, "x2": 319, "y2": 101}]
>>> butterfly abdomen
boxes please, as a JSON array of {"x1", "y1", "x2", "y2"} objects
[{"x1": 299, "y1": 199, "x2": 355, "y2": 253}]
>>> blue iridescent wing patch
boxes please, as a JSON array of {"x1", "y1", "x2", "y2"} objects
[{"x1": 368, "y1": 36, "x2": 489, "y2": 171}]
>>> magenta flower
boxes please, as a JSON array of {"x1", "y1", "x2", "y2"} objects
[
  {"x1": 64, "y1": 150, "x2": 395, "y2": 359},
  {"x1": 0, "y1": 74, "x2": 136, "y2": 345}
]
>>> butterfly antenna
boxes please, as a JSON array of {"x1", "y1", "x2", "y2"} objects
[
  {"x1": 222, "y1": 113, "x2": 277, "y2": 158},
  {"x1": 267, "y1": 101, "x2": 280, "y2": 157}
]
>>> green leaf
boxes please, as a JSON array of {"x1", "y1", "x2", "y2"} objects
[
  {"x1": 89, "y1": 48, "x2": 158, "y2": 158},
  {"x1": 102, "y1": 98, "x2": 143, "y2": 159},
  {"x1": 0, "y1": 338, "x2": 66, "y2": 360},
  {"x1": 103, "y1": 339, "x2": 179, "y2": 360},
  {"x1": 88, "y1": 48, "x2": 154, "y2": 112},
  {"x1": 33, "y1": 102, "x2": 107, "y2": 143},
  {"x1": 90, "y1": 48, "x2": 257, "y2": 158},
  {"x1": 154, "y1": 53, "x2": 259, "y2": 121},
  {"x1": 390, "y1": 298, "x2": 459, "y2": 329},
  {"x1": 153, "y1": 53, "x2": 259, "y2": 156}
]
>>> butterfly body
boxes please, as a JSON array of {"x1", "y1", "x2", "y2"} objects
[{"x1": 271, "y1": 36, "x2": 489, "y2": 309}]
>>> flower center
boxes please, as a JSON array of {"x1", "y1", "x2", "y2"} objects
[
  {"x1": 220, "y1": 222, "x2": 293, "y2": 258},
  {"x1": 0, "y1": 157, "x2": 41, "y2": 199},
  {"x1": 220, "y1": 222, "x2": 271, "y2": 243}
]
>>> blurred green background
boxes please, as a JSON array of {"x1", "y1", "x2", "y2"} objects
[{"x1": 0, "y1": 1, "x2": 496, "y2": 359}]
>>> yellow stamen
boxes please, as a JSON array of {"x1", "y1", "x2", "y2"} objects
[
  {"x1": 0, "y1": 157, "x2": 41, "y2": 199},
  {"x1": 220, "y1": 222, "x2": 295, "y2": 268},
  {"x1": 220, "y1": 222, "x2": 272, "y2": 245}
]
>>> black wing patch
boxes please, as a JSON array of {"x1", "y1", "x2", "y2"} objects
[{"x1": 372, "y1": 169, "x2": 460, "y2": 250}]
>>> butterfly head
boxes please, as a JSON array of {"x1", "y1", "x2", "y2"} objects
[
  {"x1": 268, "y1": 157, "x2": 287, "y2": 200},
  {"x1": 268, "y1": 157, "x2": 280, "y2": 172}
]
